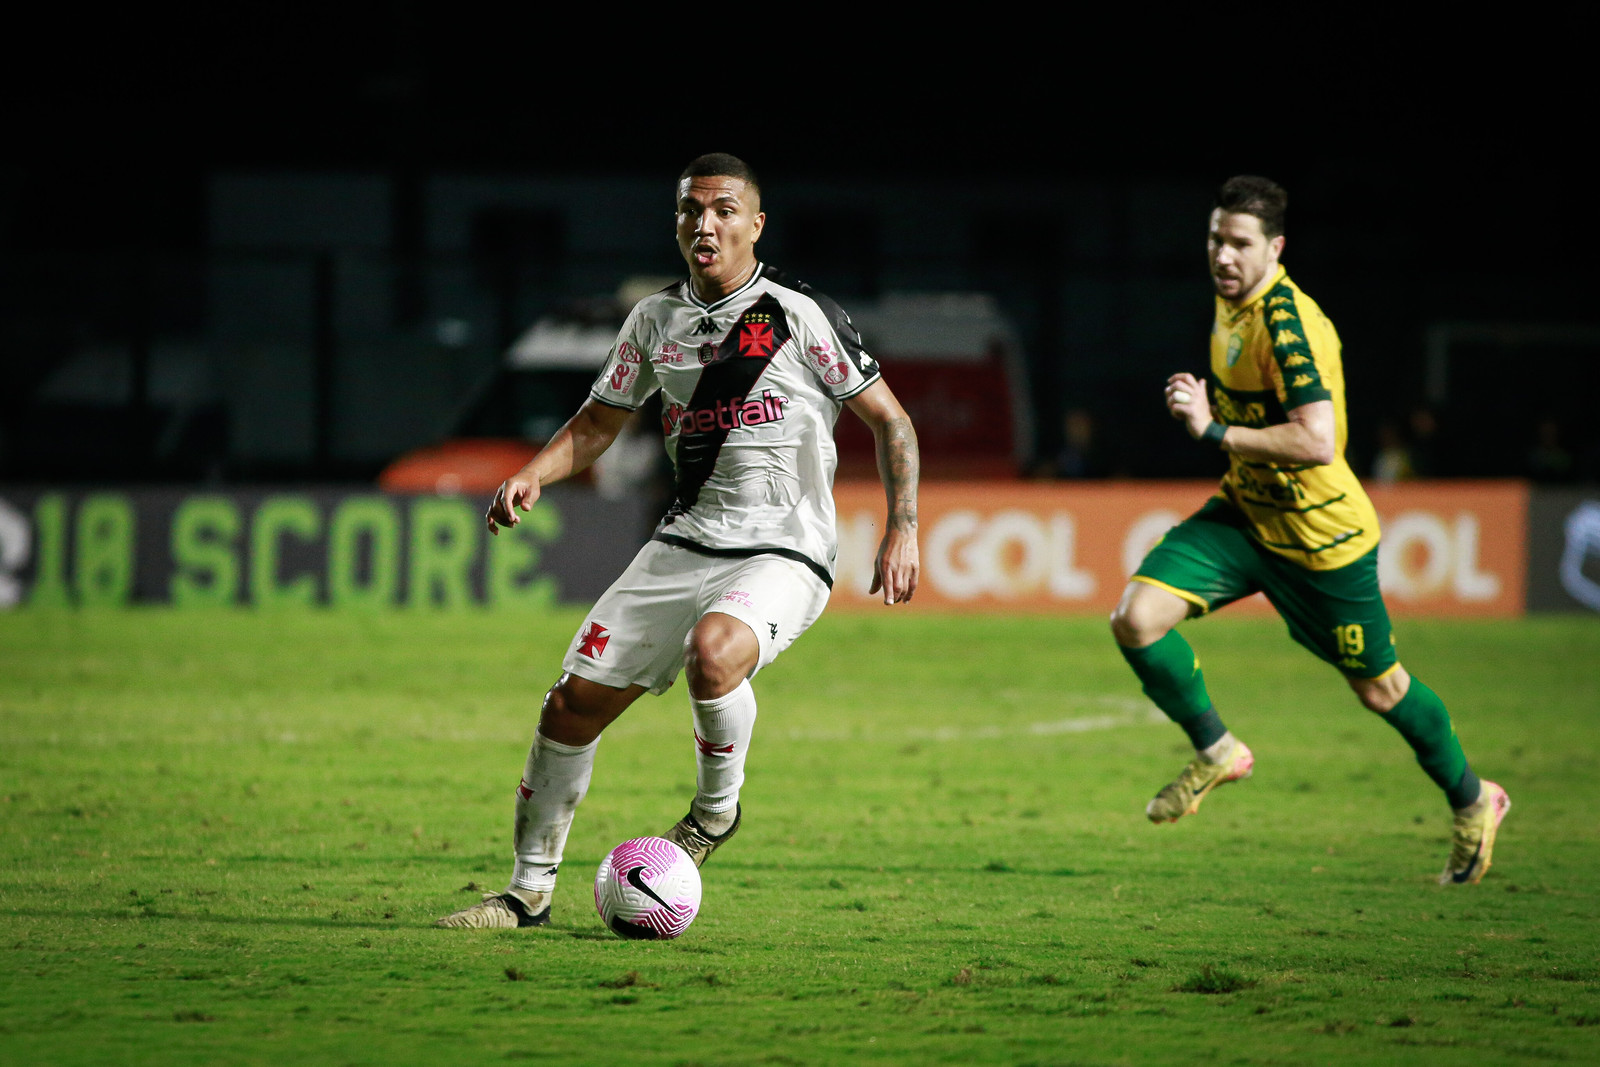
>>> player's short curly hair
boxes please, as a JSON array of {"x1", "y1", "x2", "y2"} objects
[
  {"x1": 679, "y1": 153, "x2": 761, "y2": 197},
  {"x1": 1215, "y1": 175, "x2": 1287, "y2": 238}
]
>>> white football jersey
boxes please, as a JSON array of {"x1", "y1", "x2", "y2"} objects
[{"x1": 589, "y1": 264, "x2": 882, "y2": 586}]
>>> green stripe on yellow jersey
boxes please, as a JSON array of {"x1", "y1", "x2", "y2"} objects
[{"x1": 1208, "y1": 268, "x2": 1379, "y2": 571}]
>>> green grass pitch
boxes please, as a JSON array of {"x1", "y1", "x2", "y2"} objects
[{"x1": 2, "y1": 608, "x2": 1598, "y2": 1065}]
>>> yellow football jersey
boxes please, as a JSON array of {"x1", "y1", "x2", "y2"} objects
[{"x1": 1208, "y1": 267, "x2": 1380, "y2": 570}]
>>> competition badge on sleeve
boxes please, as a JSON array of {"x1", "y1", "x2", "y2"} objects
[{"x1": 607, "y1": 341, "x2": 642, "y2": 395}]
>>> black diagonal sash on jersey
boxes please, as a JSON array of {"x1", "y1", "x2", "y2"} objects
[
  {"x1": 664, "y1": 293, "x2": 790, "y2": 517},
  {"x1": 761, "y1": 266, "x2": 880, "y2": 382}
]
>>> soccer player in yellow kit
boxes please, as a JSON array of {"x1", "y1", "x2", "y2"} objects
[{"x1": 1110, "y1": 175, "x2": 1510, "y2": 885}]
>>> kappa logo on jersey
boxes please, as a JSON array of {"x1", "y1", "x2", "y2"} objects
[
  {"x1": 577, "y1": 622, "x2": 611, "y2": 658},
  {"x1": 692, "y1": 317, "x2": 718, "y2": 335},
  {"x1": 739, "y1": 318, "x2": 776, "y2": 359},
  {"x1": 661, "y1": 390, "x2": 790, "y2": 436}
]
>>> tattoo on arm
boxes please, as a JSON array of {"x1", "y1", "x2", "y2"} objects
[{"x1": 876, "y1": 415, "x2": 920, "y2": 531}]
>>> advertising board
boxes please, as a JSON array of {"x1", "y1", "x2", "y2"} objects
[
  {"x1": 1526, "y1": 489, "x2": 1600, "y2": 614},
  {"x1": 0, "y1": 487, "x2": 651, "y2": 610},
  {"x1": 830, "y1": 481, "x2": 1529, "y2": 617},
  {"x1": 0, "y1": 480, "x2": 1544, "y2": 617}
]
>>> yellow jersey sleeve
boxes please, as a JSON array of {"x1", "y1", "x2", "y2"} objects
[{"x1": 1263, "y1": 287, "x2": 1333, "y2": 410}]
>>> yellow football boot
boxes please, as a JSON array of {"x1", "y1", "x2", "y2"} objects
[
  {"x1": 1146, "y1": 740, "x2": 1255, "y2": 823},
  {"x1": 1439, "y1": 780, "x2": 1511, "y2": 885}
]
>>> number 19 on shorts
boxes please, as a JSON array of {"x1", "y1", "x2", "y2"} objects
[{"x1": 1332, "y1": 624, "x2": 1366, "y2": 656}]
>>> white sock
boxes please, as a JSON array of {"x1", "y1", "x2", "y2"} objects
[
  {"x1": 508, "y1": 731, "x2": 597, "y2": 896},
  {"x1": 690, "y1": 679, "x2": 757, "y2": 833},
  {"x1": 1199, "y1": 731, "x2": 1237, "y2": 764}
]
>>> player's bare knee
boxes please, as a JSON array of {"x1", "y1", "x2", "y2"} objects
[
  {"x1": 684, "y1": 641, "x2": 739, "y2": 699},
  {"x1": 685, "y1": 619, "x2": 756, "y2": 700},
  {"x1": 540, "y1": 679, "x2": 583, "y2": 725},
  {"x1": 1110, "y1": 593, "x2": 1175, "y2": 648},
  {"x1": 539, "y1": 676, "x2": 610, "y2": 735},
  {"x1": 1108, "y1": 606, "x2": 1144, "y2": 647},
  {"x1": 539, "y1": 673, "x2": 645, "y2": 746},
  {"x1": 1353, "y1": 685, "x2": 1394, "y2": 714},
  {"x1": 1349, "y1": 670, "x2": 1407, "y2": 714}
]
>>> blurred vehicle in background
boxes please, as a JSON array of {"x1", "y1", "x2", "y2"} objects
[
  {"x1": 378, "y1": 284, "x2": 1030, "y2": 495},
  {"x1": 836, "y1": 291, "x2": 1031, "y2": 481},
  {"x1": 378, "y1": 292, "x2": 630, "y2": 495}
]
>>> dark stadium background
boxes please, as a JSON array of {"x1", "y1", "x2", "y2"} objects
[{"x1": 4, "y1": 11, "x2": 1594, "y2": 488}]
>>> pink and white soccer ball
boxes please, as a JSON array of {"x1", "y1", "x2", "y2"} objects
[{"x1": 593, "y1": 836, "x2": 702, "y2": 940}]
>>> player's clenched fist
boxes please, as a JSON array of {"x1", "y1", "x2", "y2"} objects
[{"x1": 1165, "y1": 373, "x2": 1214, "y2": 441}]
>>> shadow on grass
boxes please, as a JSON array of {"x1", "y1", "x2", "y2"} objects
[
  {"x1": 214, "y1": 854, "x2": 1107, "y2": 879},
  {"x1": 2, "y1": 908, "x2": 619, "y2": 934},
  {"x1": 689, "y1": 860, "x2": 1108, "y2": 879},
  {"x1": 8, "y1": 899, "x2": 734, "y2": 938},
  {"x1": 4, "y1": 908, "x2": 415, "y2": 930}
]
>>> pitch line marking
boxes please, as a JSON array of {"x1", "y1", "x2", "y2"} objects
[{"x1": 778, "y1": 699, "x2": 1166, "y2": 743}]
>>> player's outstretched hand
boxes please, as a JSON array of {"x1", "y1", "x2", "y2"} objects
[
  {"x1": 870, "y1": 527, "x2": 919, "y2": 606},
  {"x1": 1165, "y1": 373, "x2": 1214, "y2": 440},
  {"x1": 487, "y1": 473, "x2": 541, "y2": 536}
]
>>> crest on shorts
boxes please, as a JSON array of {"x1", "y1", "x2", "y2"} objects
[{"x1": 577, "y1": 622, "x2": 611, "y2": 659}]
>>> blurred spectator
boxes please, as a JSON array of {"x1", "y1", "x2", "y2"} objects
[
  {"x1": 1371, "y1": 419, "x2": 1416, "y2": 483},
  {"x1": 1041, "y1": 406, "x2": 1110, "y2": 479},
  {"x1": 1525, "y1": 416, "x2": 1576, "y2": 484},
  {"x1": 1407, "y1": 406, "x2": 1441, "y2": 477}
]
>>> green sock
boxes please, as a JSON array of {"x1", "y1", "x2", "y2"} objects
[
  {"x1": 1378, "y1": 675, "x2": 1476, "y2": 807},
  {"x1": 1119, "y1": 630, "x2": 1226, "y2": 750}
]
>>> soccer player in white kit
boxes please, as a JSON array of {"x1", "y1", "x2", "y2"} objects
[{"x1": 438, "y1": 154, "x2": 921, "y2": 929}]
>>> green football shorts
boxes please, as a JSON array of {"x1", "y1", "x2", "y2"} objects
[{"x1": 1132, "y1": 497, "x2": 1399, "y2": 680}]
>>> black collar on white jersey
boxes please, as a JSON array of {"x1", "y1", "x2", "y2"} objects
[{"x1": 686, "y1": 262, "x2": 766, "y2": 313}]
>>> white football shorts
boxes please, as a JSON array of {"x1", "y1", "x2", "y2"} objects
[{"x1": 561, "y1": 540, "x2": 832, "y2": 695}]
